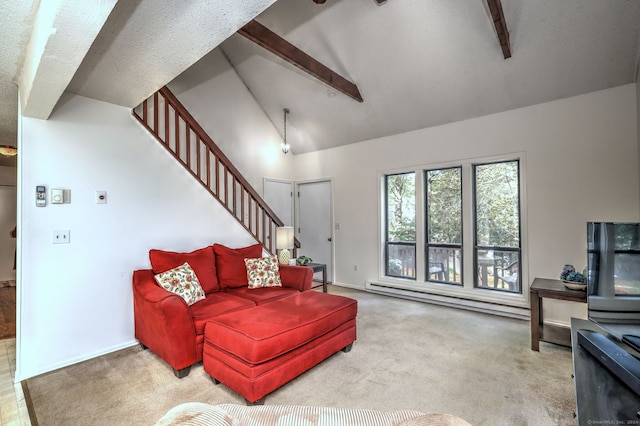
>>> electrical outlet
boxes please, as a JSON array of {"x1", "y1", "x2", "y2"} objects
[{"x1": 52, "y1": 230, "x2": 70, "y2": 244}]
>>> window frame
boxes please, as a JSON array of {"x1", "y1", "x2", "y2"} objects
[
  {"x1": 472, "y1": 159, "x2": 522, "y2": 293},
  {"x1": 424, "y1": 166, "x2": 463, "y2": 285},
  {"x1": 378, "y1": 154, "x2": 527, "y2": 313},
  {"x1": 384, "y1": 172, "x2": 417, "y2": 280}
]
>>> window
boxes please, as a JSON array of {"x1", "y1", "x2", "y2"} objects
[
  {"x1": 382, "y1": 157, "x2": 523, "y2": 298},
  {"x1": 425, "y1": 167, "x2": 462, "y2": 285},
  {"x1": 474, "y1": 160, "x2": 521, "y2": 293},
  {"x1": 385, "y1": 172, "x2": 416, "y2": 279}
]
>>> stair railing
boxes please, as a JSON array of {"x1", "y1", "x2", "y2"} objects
[{"x1": 133, "y1": 86, "x2": 296, "y2": 255}]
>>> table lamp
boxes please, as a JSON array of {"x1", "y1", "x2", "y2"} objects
[{"x1": 276, "y1": 226, "x2": 294, "y2": 265}]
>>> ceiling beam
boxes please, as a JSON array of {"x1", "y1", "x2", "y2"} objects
[
  {"x1": 486, "y1": 0, "x2": 511, "y2": 59},
  {"x1": 238, "y1": 20, "x2": 363, "y2": 102},
  {"x1": 19, "y1": 1, "x2": 117, "y2": 119}
]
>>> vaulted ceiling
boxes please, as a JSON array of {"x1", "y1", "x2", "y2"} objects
[
  {"x1": 220, "y1": 0, "x2": 640, "y2": 153},
  {"x1": 2, "y1": 0, "x2": 640, "y2": 162}
]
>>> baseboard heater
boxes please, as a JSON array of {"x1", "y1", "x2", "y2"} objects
[{"x1": 365, "y1": 281, "x2": 529, "y2": 320}]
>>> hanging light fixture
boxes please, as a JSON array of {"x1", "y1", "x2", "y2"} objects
[
  {"x1": 0, "y1": 145, "x2": 17, "y2": 157},
  {"x1": 281, "y1": 108, "x2": 290, "y2": 154}
]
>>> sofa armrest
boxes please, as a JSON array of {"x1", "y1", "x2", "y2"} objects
[
  {"x1": 156, "y1": 403, "x2": 234, "y2": 426},
  {"x1": 132, "y1": 270, "x2": 199, "y2": 370},
  {"x1": 279, "y1": 265, "x2": 313, "y2": 291}
]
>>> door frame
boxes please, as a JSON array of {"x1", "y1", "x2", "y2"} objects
[
  {"x1": 0, "y1": 185, "x2": 17, "y2": 282},
  {"x1": 295, "y1": 178, "x2": 334, "y2": 283}
]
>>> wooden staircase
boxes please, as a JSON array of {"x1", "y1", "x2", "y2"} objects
[{"x1": 132, "y1": 86, "x2": 297, "y2": 255}]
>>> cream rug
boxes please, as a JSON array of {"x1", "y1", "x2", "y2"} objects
[{"x1": 25, "y1": 287, "x2": 576, "y2": 425}]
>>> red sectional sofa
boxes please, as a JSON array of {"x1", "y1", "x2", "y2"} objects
[
  {"x1": 203, "y1": 291, "x2": 357, "y2": 403},
  {"x1": 133, "y1": 243, "x2": 315, "y2": 378}
]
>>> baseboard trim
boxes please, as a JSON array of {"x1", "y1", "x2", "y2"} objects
[
  {"x1": 21, "y1": 379, "x2": 38, "y2": 426},
  {"x1": 365, "y1": 281, "x2": 530, "y2": 320},
  {"x1": 16, "y1": 339, "x2": 139, "y2": 382}
]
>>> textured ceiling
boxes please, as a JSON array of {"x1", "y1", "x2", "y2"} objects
[
  {"x1": 0, "y1": 0, "x2": 38, "y2": 156},
  {"x1": 0, "y1": 0, "x2": 276, "y2": 163},
  {"x1": 1, "y1": 0, "x2": 640, "y2": 160},
  {"x1": 221, "y1": 0, "x2": 640, "y2": 154},
  {"x1": 66, "y1": 0, "x2": 278, "y2": 107}
]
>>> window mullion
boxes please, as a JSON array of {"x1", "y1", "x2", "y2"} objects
[
  {"x1": 461, "y1": 164, "x2": 475, "y2": 289},
  {"x1": 415, "y1": 169, "x2": 425, "y2": 280}
]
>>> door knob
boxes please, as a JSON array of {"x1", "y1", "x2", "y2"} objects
[{"x1": 328, "y1": 237, "x2": 332, "y2": 242}]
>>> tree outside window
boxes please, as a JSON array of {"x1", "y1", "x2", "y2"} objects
[
  {"x1": 426, "y1": 167, "x2": 462, "y2": 285},
  {"x1": 385, "y1": 172, "x2": 416, "y2": 279},
  {"x1": 474, "y1": 160, "x2": 521, "y2": 293}
]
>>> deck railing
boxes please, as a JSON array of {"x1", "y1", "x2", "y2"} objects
[{"x1": 133, "y1": 86, "x2": 294, "y2": 254}]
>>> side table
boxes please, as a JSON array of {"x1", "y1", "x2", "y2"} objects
[
  {"x1": 530, "y1": 277, "x2": 587, "y2": 351},
  {"x1": 307, "y1": 263, "x2": 327, "y2": 293}
]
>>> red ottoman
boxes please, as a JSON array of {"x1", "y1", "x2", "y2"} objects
[{"x1": 203, "y1": 291, "x2": 357, "y2": 404}]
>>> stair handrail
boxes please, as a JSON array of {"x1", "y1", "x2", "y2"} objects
[{"x1": 133, "y1": 86, "x2": 299, "y2": 254}]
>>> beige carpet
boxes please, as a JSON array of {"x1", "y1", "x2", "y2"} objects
[{"x1": 25, "y1": 287, "x2": 576, "y2": 425}]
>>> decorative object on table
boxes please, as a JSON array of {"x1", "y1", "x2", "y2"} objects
[
  {"x1": 560, "y1": 265, "x2": 587, "y2": 290},
  {"x1": 561, "y1": 264, "x2": 575, "y2": 277},
  {"x1": 297, "y1": 256, "x2": 313, "y2": 266},
  {"x1": 276, "y1": 226, "x2": 294, "y2": 265}
]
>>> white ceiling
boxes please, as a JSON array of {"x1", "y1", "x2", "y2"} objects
[
  {"x1": 221, "y1": 0, "x2": 640, "y2": 154},
  {"x1": 1, "y1": 0, "x2": 640, "y2": 162}
]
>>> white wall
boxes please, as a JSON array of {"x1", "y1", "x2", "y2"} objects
[
  {"x1": 15, "y1": 90, "x2": 282, "y2": 380},
  {"x1": 294, "y1": 84, "x2": 639, "y2": 324},
  {"x1": 168, "y1": 48, "x2": 294, "y2": 194}
]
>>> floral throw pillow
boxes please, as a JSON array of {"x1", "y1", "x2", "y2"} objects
[
  {"x1": 154, "y1": 262, "x2": 206, "y2": 306},
  {"x1": 244, "y1": 256, "x2": 282, "y2": 289}
]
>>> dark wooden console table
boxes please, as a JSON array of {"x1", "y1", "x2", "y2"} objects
[{"x1": 530, "y1": 277, "x2": 587, "y2": 351}]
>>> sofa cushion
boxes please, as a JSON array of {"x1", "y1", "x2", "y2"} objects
[
  {"x1": 226, "y1": 287, "x2": 299, "y2": 305},
  {"x1": 154, "y1": 263, "x2": 206, "y2": 306},
  {"x1": 155, "y1": 403, "x2": 456, "y2": 426},
  {"x1": 206, "y1": 291, "x2": 358, "y2": 364},
  {"x1": 150, "y1": 246, "x2": 219, "y2": 294},
  {"x1": 190, "y1": 293, "x2": 256, "y2": 336},
  {"x1": 244, "y1": 256, "x2": 282, "y2": 288},
  {"x1": 213, "y1": 243, "x2": 263, "y2": 290},
  {"x1": 204, "y1": 319, "x2": 355, "y2": 381},
  {"x1": 397, "y1": 414, "x2": 473, "y2": 426}
]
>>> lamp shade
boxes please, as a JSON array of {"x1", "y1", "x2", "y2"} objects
[{"x1": 276, "y1": 226, "x2": 294, "y2": 249}]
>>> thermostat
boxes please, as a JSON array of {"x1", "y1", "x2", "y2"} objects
[
  {"x1": 36, "y1": 185, "x2": 46, "y2": 207},
  {"x1": 51, "y1": 188, "x2": 64, "y2": 204}
]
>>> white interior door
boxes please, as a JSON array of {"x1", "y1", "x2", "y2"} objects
[
  {"x1": 297, "y1": 180, "x2": 333, "y2": 282},
  {"x1": 264, "y1": 179, "x2": 293, "y2": 226},
  {"x1": 0, "y1": 186, "x2": 16, "y2": 281}
]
